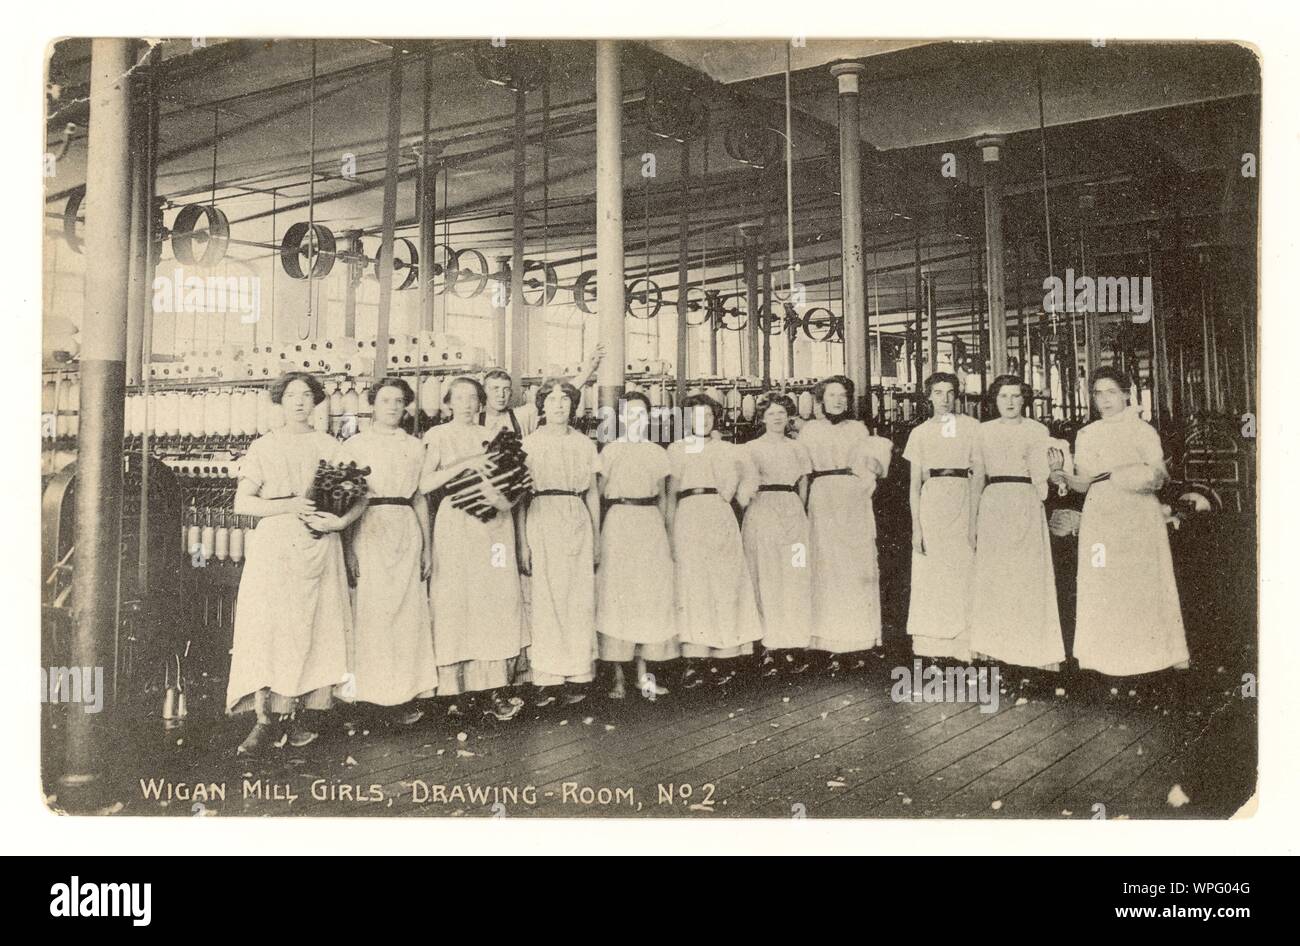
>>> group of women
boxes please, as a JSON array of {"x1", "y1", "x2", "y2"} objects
[
  {"x1": 224, "y1": 365, "x2": 1189, "y2": 756},
  {"x1": 904, "y1": 367, "x2": 1189, "y2": 680}
]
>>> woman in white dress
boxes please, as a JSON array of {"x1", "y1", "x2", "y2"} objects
[
  {"x1": 797, "y1": 375, "x2": 893, "y2": 655},
  {"x1": 667, "y1": 394, "x2": 763, "y2": 686},
  {"x1": 341, "y1": 377, "x2": 438, "y2": 724},
  {"x1": 420, "y1": 376, "x2": 527, "y2": 721},
  {"x1": 518, "y1": 379, "x2": 600, "y2": 706},
  {"x1": 1052, "y1": 366, "x2": 1189, "y2": 677},
  {"x1": 740, "y1": 393, "x2": 814, "y2": 669},
  {"x1": 968, "y1": 375, "x2": 1065, "y2": 671},
  {"x1": 227, "y1": 372, "x2": 366, "y2": 756},
  {"x1": 596, "y1": 392, "x2": 678, "y2": 700},
  {"x1": 904, "y1": 372, "x2": 980, "y2": 661}
]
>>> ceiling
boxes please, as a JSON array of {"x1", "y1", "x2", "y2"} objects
[{"x1": 44, "y1": 37, "x2": 1260, "y2": 348}]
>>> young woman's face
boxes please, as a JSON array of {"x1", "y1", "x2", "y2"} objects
[
  {"x1": 281, "y1": 379, "x2": 315, "y2": 425},
  {"x1": 762, "y1": 403, "x2": 789, "y2": 436},
  {"x1": 929, "y1": 382, "x2": 956, "y2": 417},
  {"x1": 691, "y1": 404, "x2": 715, "y2": 437},
  {"x1": 448, "y1": 382, "x2": 481, "y2": 420},
  {"x1": 821, "y1": 383, "x2": 849, "y2": 417},
  {"x1": 372, "y1": 385, "x2": 407, "y2": 429},
  {"x1": 484, "y1": 377, "x2": 513, "y2": 413},
  {"x1": 624, "y1": 401, "x2": 650, "y2": 440},
  {"x1": 1093, "y1": 378, "x2": 1128, "y2": 418},
  {"x1": 996, "y1": 384, "x2": 1024, "y2": 419},
  {"x1": 542, "y1": 386, "x2": 573, "y2": 427}
]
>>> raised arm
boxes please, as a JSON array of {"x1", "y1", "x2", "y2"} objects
[{"x1": 570, "y1": 342, "x2": 607, "y2": 390}]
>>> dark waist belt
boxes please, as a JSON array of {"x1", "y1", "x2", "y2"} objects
[
  {"x1": 758, "y1": 484, "x2": 799, "y2": 493},
  {"x1": 676, "y1": 487, "x2": 719, "y2": 500},
  {"x1": 534, "y1": 489, "x2": 583, "y2": 498},
  {"x1": 369, "y1": 496, "x2": 414, "y2": 507},
  {"x1": 928, "y1": 468, "x2": 970, "y2": 478},
  {"x1": 608, "y1": 496, "x2": 658, "y2": 507},
  {"x1": 987, "y1": 475, "x2": 1033, "y2": 486},
  {"x1": 809, "y1": 468, "x2": 853, "y2": 481},
  {"x1": 1091, "y1": 472, "x2": 1112, "y2": 484}
]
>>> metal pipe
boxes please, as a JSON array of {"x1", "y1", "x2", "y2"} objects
[
  {"x1": 742, "y1": 225, "x2": 760, "y2": 377},
  {"x1": 137, "y1": 44, "x2": 160, "y2": 600},
  {"x1": 418, "y1": 48, "x2": 436, "y2": 334},
  {"x1": 925, "y1": 269, "x2": 938, "y2": 377},
  {"x1": 1146, "y1": 230, "x2": 1161, "y2": 428},
  {"x1": 342, "y1": 230, "x2": 360, "y2": 338},
  {"x1": 1198, "y1": 252, "x2": 1212, "y2": 412},
  {"x1": 510, "y1": 85, "x2": 528, "y2": 379},
  {"x1": 124, "y1": 48, "x2": 148, "y2": 388},
  {"x1": 373, "y1": 46, "x2": 404, "y2": 376},
  {"x1": 596, "y1": 41, "x2": 625, "y2": 413},
  {"x1": 914, "y1": 221, "x2": 924, "y2": 388},
  {"x1": 761, "y1": 199, "x2": 773, "y2": 386},
  {"x1": 676, "y1": 139, "x2": 690, "y2": 402},
  {"x1": 66, "y1": 38, "x2": 134, "y2": 804},
  {"x1": 977, "y1": 135, "x2": 1008, "y2": 376},
  {"x1": 830, "y1": 62, "x2": 869, "y2": 418}
]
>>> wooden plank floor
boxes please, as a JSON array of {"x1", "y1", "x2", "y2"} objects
[{"x1": 82, "y1": 647, "x2": 1255, "y2": 820}]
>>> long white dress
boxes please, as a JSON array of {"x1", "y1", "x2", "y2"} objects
[
  {"x1": 798, "y1": 419, "x2": 893, "y2": 652},
  {"x1": 1073, "y1": 415, "x2": 1189, "y2": 675},
  {"x1": 668, "y1": 437, "x2": 763, "y2": 658},
  {"x1": 341, "y1": 427, "x2": 438, "y2": 705},
  {"x1": 521, "y1": 427, "x2": 598, "y2": 685},
  {"x1": 226, "y1": 428, "x2": 351, "y2": 716},
  {"x1": 904, "y1": 414, "x2": 980, "y2": 660},
  {"x1": 969, "y1": 418, "x2": 1066, "y2": 669},
  {"x1": 420, "y1": 422, "x2": 527, "y2": 695},
  {"x1": 740, "y1": 436, "x2": 813, "y2": 650},
  {"x1": 596, "y1": 441, "x2": 678, "y2": 662}
]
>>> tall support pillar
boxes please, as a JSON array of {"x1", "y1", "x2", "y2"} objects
[
  {"x1": 418, "y1": 49, "x2": 437, "y2": 334},
  {"x1": 492, "y1": 255, "x2": 510, "y2": 368},
  {"x1": 675, "y1": 140, "x2": 690, "y2": 403},
  {"x1": 509, "y1": 86, "x2": 529, "y2": 379},
  {"x1": 741, "y1": 225, "x2": 760, "y2": 377},
  {"x1": 342, "y1": 230, "x2": 361, "y2": 338},
  {"x1": 830, "y1": 62, "x2": 870, "y2": 418},
  {"x1": 977, "y1": 135, "x2": 1008, "y2": 376},
  {"x1": 923, "y1": 268, "x2": 938, "y2": 377},
  {"x1": 913, "y1": 222, "x2": 924, "y2": 386},
  {"x1": 124, "y1": 44, "x2": 148, "y2": 387},
  {"x1": 373, "y1": 46, "x2": 403, "y2": 376},
  {"x1": 596, "y1": 41, "x2": 626, "y2": 412},
  {"x1": 760, "y1": 204, "x2": 773, "y2": 386},
  {"x1": 66, "y1": 38, "x2": 134, "y2": 803}
]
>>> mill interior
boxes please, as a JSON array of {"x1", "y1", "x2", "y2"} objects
[{"x1": 40, "y1": 38, "x2": 1258, "y2": 815}]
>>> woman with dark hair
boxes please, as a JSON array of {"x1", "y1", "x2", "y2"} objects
[
  {"x1": 597, "y1": 391, "x2": 678, "y2": 700},
  {"x1": 905, "y1": 372, "x2": 980, "y2": 661},
  {"x1": 518, "y1": 378, "x2": 600, "y2": 706},
  {"x1": 227, "y1": 371, "x2": 365, "y2": 755},
  {"x1": 420, "y1": 375, "x2": 527, "y2": 721},
  {"x1": 667, "y1": 393, "x2": 762, "y2": 682},
  {"x1": 740, "y1": 393, "x2": 814, "y2": 664},
  {"x1": 339, "y1": 377, "x2": 437, "y2": 723},
  {"x1": 797, "y1": 375, "x2": 893, "y2": 655},
  {"x1": 1052, "y1": 367, "x2": 1189, "y2": 676},
  {"x1": 968, "y1": 374, "x2": 1065, "y2": 671}
]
